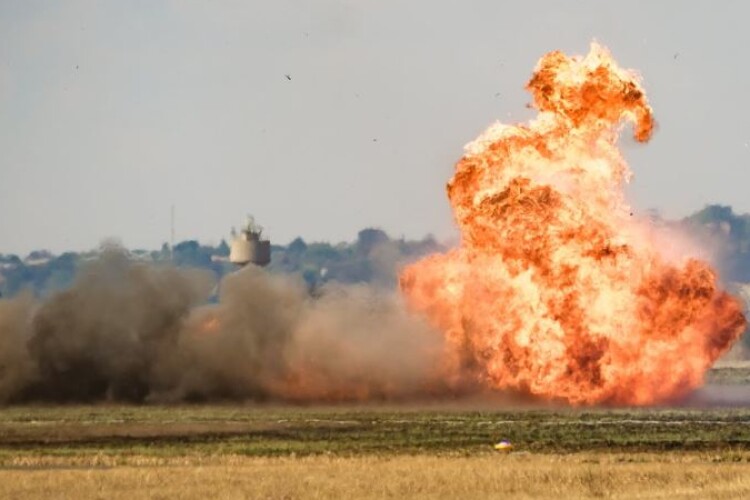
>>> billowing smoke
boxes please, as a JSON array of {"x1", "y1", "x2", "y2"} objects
[
  {"x1": 0, "y1": 246, "x2": 446, "y2": 403},
  {"x1": 0, "y1": 294, "x2": 36, "y2": 401}
]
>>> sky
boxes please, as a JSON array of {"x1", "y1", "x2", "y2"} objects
[{"x1": 1, "y1": 1, "x2": 750, "y2": 255}]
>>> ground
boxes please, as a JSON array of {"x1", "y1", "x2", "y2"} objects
[
  {"x1": 3, "y1": 454, "x2": 750, "y2": 499},
  {"x1": 0, "y1": 399, "x2": 749, "y2": 499},
  {"x1": 1, "y1": 366, "x2": 750, "y2": 498}
]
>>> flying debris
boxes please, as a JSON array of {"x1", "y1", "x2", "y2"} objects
[{"x1": 285, "y1": 74, "x2": 292, "y2": 81}]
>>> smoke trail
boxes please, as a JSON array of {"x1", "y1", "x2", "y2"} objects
[{"x1": 0, "y1": 246, "x2": 445, "y2": 403}]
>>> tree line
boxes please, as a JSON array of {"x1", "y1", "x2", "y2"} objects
[
  {"x1": 6, "y1": 207, "x2": 750, "y2": 298},
  {"x1": 0, "y1": 228, "x2": 445, "y2": 298},
  {"x1": 3, "y1": 209, "x2": 750, "y2": 350}
]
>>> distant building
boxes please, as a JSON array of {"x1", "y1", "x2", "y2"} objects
[{"x1": 229, "y1": 216, "x2": 271, "y2": 267}]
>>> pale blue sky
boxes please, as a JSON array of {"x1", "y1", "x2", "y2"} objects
[{"x1": 1, "y1": 1, "x2": 749, "y2": 254}]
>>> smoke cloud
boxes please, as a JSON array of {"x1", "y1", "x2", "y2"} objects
[{"x1": 0, "y1": 246, "x2": 446, "y2": 403}]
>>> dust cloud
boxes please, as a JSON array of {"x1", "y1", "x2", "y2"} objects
[{"x1": 0, "y1": 246, "x2": 446, "y2": 404}]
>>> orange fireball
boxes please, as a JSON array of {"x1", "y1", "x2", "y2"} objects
[{"x1": 400, "y1": 43, "x2": 745, "y2": 406}]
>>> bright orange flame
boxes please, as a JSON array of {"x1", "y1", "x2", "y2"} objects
[{"x1": 400, "y1": 43, "x2": 746, "y2": 406}]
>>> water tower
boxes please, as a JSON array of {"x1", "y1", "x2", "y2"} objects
[{"x1": 229, "y1": 215, "x2": 271, "y2": 267}]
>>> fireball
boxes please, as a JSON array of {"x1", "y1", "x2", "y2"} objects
[{"x1": 400, "y1": 43, "x2": 746, "y2": 406}]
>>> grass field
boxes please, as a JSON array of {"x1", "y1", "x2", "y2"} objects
[
  {"x1": 2, "y1": 365, "x2": 750, "y2": 499},
  {"x1": 0, "y1": 402, "x2": 750, "y2": 498},
  {"x1": 2, "y1": 454, "x2": 750, "y2": 499},
  {"x1": 707, "y1": 364, "x2": 750, "y2": 384},
  {"x1": 2, "y1": 404, "x2": 750, "y2": 459}
]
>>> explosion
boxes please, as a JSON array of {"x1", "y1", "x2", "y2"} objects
[
  {"x1": 400, "y1": 43, "x2": 746, "y2": 406},
  {"x1": 0, "y1": 43, "x2": 745, "y2": 407}
]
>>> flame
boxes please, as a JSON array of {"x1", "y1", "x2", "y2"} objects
[{"x1": 400, "y1": 43, "x2": 746, "y2": 406}]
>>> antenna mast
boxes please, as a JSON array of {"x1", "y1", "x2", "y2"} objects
[{"x1": 170, "y1": 205, "x2": 175, "y2": 260}]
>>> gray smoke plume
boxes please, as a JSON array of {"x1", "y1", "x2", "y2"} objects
[
  {"x1": 0, "y1": 293, "x2": 35, "y2": 401},
  {"x1": 0, "y1": 246, "x2": 446, "y2": 403}
]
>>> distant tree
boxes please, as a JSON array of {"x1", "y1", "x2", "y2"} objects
[
  {"x1": 43, "y1": 253, "x2": 78, "y2": 294},
  {"x1": 216, "y1": 239, "x2": 230, "y2": 257},
  {"x1": 686, "y1": 205, "x2": 735, "y2": 225},
  {"x1": 0, "y1": 254, "x2": 22, "y2": 265},
  {"x1": 680, "y1": 205, "x2": 750, "y2": 282},
  {"x1": 172, "y1": 240, "x2": 211, "y2": 268},
  {"x1": 401, "y1": 234, "x2": 444, "y2": 257},
  {"x1": 160, "y1": 242, "x2": 171, "y2": 256},
  {"x1": 302, "y1": 268, "x2": 319, "y2": 287},
  {"x1": 276, "y1": 237, "x2": 309, "y2": 272},
  {"x1": 0, "y1": 265, "x2": 32, "y2": 297},
  {"x1": 356, "y1": 228, "x2": 389, "y2": 255},
  {"x1": 26, "y1": 250, "x2": 53, "y2": 261},
  {"x1": 326, "y1": 259, "x2": 374, "y2": 284},
  {"x1": 306, "y1": 242, "x2": 343, "y2": 263},
  {"x1": 287, "y1": 237, "x2": 308, "y2": 255}
]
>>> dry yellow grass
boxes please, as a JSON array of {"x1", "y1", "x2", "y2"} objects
[{"x1": 0, "y1": 453, "x2": 749, "y2": 499}]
